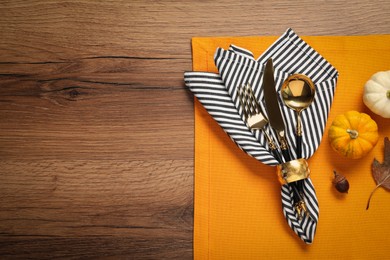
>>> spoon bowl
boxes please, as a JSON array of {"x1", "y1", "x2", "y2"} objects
[
  {"x1": 281, "y1": 74, "x2": 315, "y2": 158},
  {"x1": 281, "y1": 74, "x2": 315, "y2": 113}
]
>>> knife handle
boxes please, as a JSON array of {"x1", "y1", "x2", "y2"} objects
[
  {"x1": 296, "y1": 135, "x2": 302, "y2": 159},
  {"x1": 282, "y1": 149, "x2": 291, "y2": 162},
  {"x1": 279, "y1": 134, "x2": 291, "y2": 162}
]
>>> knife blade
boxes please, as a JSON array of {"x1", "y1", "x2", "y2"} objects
[{"x1": 262, "y1": 58, "x2": 291, "y2": 162}]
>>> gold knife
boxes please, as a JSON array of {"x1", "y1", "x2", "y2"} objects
[{"x1": 262, "y1": 58, "x2": 308, "y2": 219}]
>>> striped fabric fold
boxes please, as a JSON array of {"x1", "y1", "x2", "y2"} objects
[
  {"x1": 185, "y1": 72, "x2": 278, "y2": 165},
  {"x1": 184, "y1": 28, "x2": 338, "y2": 244}
]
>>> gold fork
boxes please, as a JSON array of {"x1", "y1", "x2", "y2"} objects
[{"x1": 237, "y1": 83, "x2": 282, "y2": 162}]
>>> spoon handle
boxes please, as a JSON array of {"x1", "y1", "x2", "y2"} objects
[
  {"x1": 296, "y1": 135, "x2": 302, "y2": 158},
  {"x1": 296, "y1": 112, "x2": 303, "y2": 158}
]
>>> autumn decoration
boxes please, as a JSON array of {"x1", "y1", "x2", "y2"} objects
[
  {"x1": 328, "y1": 111, "x2": 379, "y2": 159},
  {"x1": 366, "y1": 137, "x2": 390, "y2": 210}
]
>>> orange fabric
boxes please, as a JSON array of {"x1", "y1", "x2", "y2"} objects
[{"x1": 192, "y1": 34, "x2": 390, "y2": 259}]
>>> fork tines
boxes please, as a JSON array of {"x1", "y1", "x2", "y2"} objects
[{"x1": 238, "y1": 83, "x2": 268, "y2": 129}]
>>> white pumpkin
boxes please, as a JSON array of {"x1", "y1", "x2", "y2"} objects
[{"x1": 363, "y1": 70, "x2": 390, "y2": 118}]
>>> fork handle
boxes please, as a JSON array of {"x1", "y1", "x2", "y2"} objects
[{"x1": 271, "y1": 149, "x2": 283, "y2": 163}]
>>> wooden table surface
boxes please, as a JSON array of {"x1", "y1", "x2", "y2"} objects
[{"x1": 1, "y1": 1, "x2": 389, "y2": 258}]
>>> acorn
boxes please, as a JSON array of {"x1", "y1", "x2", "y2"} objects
[{"x1": 333, "y1": 170, "x2": 349, "y2": 193}]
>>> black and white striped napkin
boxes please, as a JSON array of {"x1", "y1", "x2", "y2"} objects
[{"x1": 184, "y1": 28, "x2": 339, "y2": 244}]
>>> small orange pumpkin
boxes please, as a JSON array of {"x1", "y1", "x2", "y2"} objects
[{"x1": 328, "y1": 111, "x2": 379, "y2": 159}]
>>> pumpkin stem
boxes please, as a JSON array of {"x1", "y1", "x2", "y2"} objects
[
  {"x1": 387, "y1": 90, "x2": 390, "y2": 99},
  {"x1": 346, "y1": 129, "x2": 359, "y2": 139}
]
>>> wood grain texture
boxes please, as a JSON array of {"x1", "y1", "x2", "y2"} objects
[{"x1": 0, "y1": 0, "x2": 389, "y2": 258}]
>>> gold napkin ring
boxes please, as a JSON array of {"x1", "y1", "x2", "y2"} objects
[{"x1": 276, "y1": 158, "x2": 310, "y2": 185}]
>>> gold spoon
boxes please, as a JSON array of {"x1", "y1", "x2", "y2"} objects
[
  {"x1": 281, "y1": 74, "x2": 315, "y2": 159},
  {"x1": 281, "y1": 74, "x2": 315, "y2": 218}
]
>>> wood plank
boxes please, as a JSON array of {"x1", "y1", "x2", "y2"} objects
[
  {"x1": 1, "y1": 1, "x2": 390, "y2": 62},
  {"x1": 0, "y1": 159, "x2": 193, "y2": 235},
  {"x1": 0, "y1": 77, "x2": 194, "y2": 161},
  {"x1": 0, "y1": 159, "x2": 193, "y2": 258},
  {"x1": 0, "y1": 57, "x2": 191, "y2": 87},
  {"x1": 0, "y1": 236, "x2": 192, "y2": 259}
]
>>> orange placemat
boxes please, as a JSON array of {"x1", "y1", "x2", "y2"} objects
[{"x1": 192, "y1": 34, "x2": 390, "y2": 259}]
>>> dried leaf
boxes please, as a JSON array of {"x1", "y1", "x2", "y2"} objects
[{"x1": 366, "y1": 137, "x2": 390, "y2": 210}]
